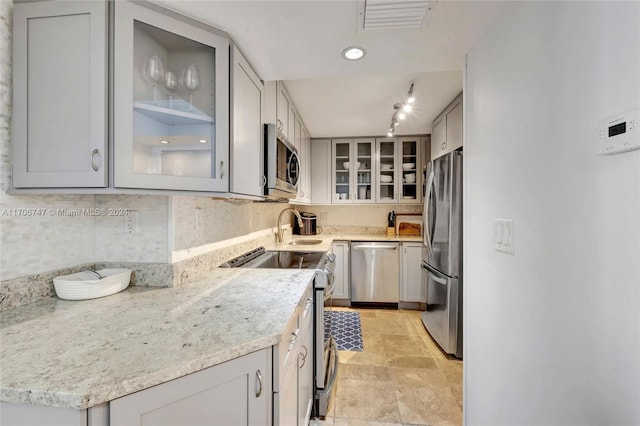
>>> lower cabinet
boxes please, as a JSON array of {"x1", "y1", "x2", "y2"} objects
[
  {"x1": 331, "y1": 241, "x2": 350, "y2": 303},
  {"x1": 110, "y1": 348, "x2": 271, "y2": 426},
  {"x1": 297, "y1": 311, "x2": 314, "y2": 426},
  {"x1": 273, "y1": 286, "x2": 313, "y2": 426},
  {"x1": 400, "y1": 242, "x2": 426, "y2": 303}
]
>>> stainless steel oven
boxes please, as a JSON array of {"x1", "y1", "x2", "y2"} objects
[
  {"x1": 222, "y1": 247, "x2": 338, "y2": 418},
  {"x1": 311, "y1": 253, "x2": 338, "y2": 419}
]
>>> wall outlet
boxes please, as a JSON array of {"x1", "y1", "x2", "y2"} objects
[
  {"x1": 124, "y1": 210, "x2": 138, "y2": 235},
  {"x1": 195, "y1": 207, "x2": 203, "y2": 231},
  {"x1": 494, "y1": 219, "x2": 514, "y2": 255}
]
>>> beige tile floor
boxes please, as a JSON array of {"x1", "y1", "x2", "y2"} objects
[{"x1": 311, "y1": 307, "x2": 463, "y2": 426}]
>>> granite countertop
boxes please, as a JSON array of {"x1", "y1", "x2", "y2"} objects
[
  {"x1": 0, "y1": 268, "x2": 315, "y2": 410},
  {"x1": 264, "y1": 232, "x2": 422, "y2": 252}
]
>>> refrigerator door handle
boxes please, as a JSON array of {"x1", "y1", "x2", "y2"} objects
[
  {"x1": 423, "y1": 169, "x2": 435, "y2": 253},
  {"x1": 422, "y1": 262, "x2": 450, "y2": 281},
  {"x1": 428, "y1": 271, "x2": 447, "y2": 285}
]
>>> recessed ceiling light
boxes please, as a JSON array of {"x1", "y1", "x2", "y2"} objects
[
  {"x1": 199, "y1": 139, "x2": 207, "y2": 144},
  {"x1": 160, "y1": 140, "x2": 169, "y2": 144},
  {"x1": 342, "y1": 46, "x2": 366, "y2": 61}
]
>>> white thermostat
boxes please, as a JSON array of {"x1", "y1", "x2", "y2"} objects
[{"x1": 597, "y1": 108, "x2": 639, "y2": 155}]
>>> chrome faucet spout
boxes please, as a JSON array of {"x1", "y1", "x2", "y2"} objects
[{"x1": 276, "y1": 207, "x2": 304, "y2": 243}]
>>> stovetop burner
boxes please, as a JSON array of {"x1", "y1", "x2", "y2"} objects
[{"x1": 221, "y1": 247, "x2": 327, "y2": 270}]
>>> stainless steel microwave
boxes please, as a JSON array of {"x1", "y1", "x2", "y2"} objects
[{"x1": 264, "y1": 123, "x2": 299, "y2": 199}]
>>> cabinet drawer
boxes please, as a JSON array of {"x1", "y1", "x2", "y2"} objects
[
  {"x1": 299, "y1": 287, "x2": 313, "y2": 332},
  {"x1": 273, "y1": 284, "x2": 312, "y2": 391},
  {"x1": 274, "y1": 309, "x2": 299, "y2": 391}
]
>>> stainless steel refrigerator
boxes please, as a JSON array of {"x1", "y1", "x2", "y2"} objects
[{"x1": 422, "y1": 149, "x2": 463, "y2": 358}]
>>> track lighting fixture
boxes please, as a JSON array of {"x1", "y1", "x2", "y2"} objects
[{"x1": 386, "y1": 83, "x2": 415, "y2": 136}]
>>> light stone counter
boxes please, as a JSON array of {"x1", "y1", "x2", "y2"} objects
[{"x1": 0, "y1": 268, "x2": 315, "y2": 409}]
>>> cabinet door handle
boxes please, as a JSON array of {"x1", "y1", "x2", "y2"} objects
[
  {"x1": 261, "y1": 175, "x2": 267, "y2": 187},
  {"x1": 220, "y1": 161, "x2": 225, "y2": 179},
  {"x1": 299, "y1": 345, "x2": 308, "y2": 368},
  {"x1": 289, "y1": 329, "x2": 299, "y2": 343},
  {"x1": 90, "y1": 149, "x2": 101, "y2": 172},
  {"x1": 255, "y1": 370, "x2": 263, "y2": 398},
  {"x1": 276, "y1": 119, "x2": 283, "y2": 132}
]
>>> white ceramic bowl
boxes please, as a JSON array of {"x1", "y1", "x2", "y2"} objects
[
  {"x1": 380, "y1": 175, "x2": 393, "y2": 183},
  {"x1": 53, "y1": 269, "x2": 132, "y2": 301},
  {"x1": 405, "y1": 173, "x2": 416, "y2": 183},
  {"x1": 380, "y1": 164, "x2": 393, "y2": 171},
  {"x1": 402, "y1": 162, "x2": 416, "y2": 170},
  {"x1": 343, "y1": 161, "x2": 361, "y2": 170}
]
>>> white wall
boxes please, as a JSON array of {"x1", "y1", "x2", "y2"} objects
[{"x1": 464, "y1": 2, "x2": 640, "y2": 425}]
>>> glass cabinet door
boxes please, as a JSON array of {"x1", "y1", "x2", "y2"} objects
[
  {"x1": 354, "y1": 139, "x2": 375, "y2": 203},
  {"x1": 113, "y1": 1, "x2": 229, "y2": 191},
  {"x1": 376, "y1": 138, "x2": 397, "y2": 203},
  {"x1": 332, "y1": 139, "x2": 352, "y2": 203},
  {"x1": 399, "y1": 137, "x2": 422, "y2": 203}
]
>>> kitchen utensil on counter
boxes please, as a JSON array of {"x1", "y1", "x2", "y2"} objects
[
  {"x1": 293, "y1": 212, "x2": 319, "y2": 235},
  {"x1": 53, "y1": 269, "x2": 132, "y2": 300}
]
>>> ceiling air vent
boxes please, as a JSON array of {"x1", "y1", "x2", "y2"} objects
[{"x1": 358, "y1": 0, "x2": 434, "y2": 31}]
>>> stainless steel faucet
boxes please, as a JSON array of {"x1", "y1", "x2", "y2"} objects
[{"x1": 276, "y1": 207, "x2": 304, "y2": 243}]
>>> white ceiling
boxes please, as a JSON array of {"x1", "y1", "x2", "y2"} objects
[{"x1": 157, "y1": 0, "x2": 508, "y2": 137}]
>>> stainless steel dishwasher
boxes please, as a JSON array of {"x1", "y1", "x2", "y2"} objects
[{"x1": 350, "y1": 242, "x2": 399, "y2": 304}]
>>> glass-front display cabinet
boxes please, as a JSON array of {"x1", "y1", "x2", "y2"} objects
[
  {"x1": 354, "y1": 139, "x2": 375, "y2": 203},
  {"x1": 332, "y1": 139, "x2": 375, "y2": 203},
  {"x1": 399, "y1": 137, "x2": 422, "y2": 204},
  {"x1": 113, "y1": 1, "x2": 229, "y2": 191},
  {"x1": 332, "y1": 139, "x2": 352, "y2": 203},
  {"x1": 376, "y1": 138, "x2": 397, "y2": 203}
]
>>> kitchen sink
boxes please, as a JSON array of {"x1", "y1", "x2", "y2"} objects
[{"x1": 288, "y1": 239, "x2": 323, "y2": 246}]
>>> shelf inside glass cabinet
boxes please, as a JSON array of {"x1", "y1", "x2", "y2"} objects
[{"x1": 134, "y1": 100, "x2": 214, "y2": 125}]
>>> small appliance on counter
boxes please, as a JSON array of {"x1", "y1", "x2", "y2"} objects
[{"x1": 293, "y1": 212, "x2": 319, "y2": 235}]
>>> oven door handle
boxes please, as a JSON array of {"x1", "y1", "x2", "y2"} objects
[
  {"x1": 323, "y1": 278, "x2": 336, "y2": 301},
  {"x1": 319, "y1": 337, "x2": 339, "y2": 395}
]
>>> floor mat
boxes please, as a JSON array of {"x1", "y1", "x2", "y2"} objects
[{"x1": 324, "y1": 311, "x2": 364, "y2": 352}]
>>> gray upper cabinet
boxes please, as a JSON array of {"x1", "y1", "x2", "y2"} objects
[
  {"x1": 310, "y1": 139, "x2": 332, "y2": 204},
  {"x1": 431, "y1": 93, "x2": 463, "y2": 160},
  {"x1": 230, "y1": 44, "x2": 264, "y2": 197},
  {"x1": 112, "y1": 1, "x2": 230, "y2": 192},
  {"x1": 12, "y1": 1, "x2": 108, "y2": 188},
  {"x1": 276, "y1": 82, "x2": 291, "y2": 138}
]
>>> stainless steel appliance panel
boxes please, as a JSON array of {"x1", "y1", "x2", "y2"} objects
[
  {"x1": 421, "y1": 149, "x2": 463, "y2": 358},
  {"x1": 264, "y1": 123, "x2": 299, "y2": 199},
  {"x1": 423, "y1": 151, "x2": 462, "y2": 277},
  {"x1": 420, "y1": 262, "x2": 461, "y2": 357},
  {"x1": 350, "y1": 242, "x2": 399, "y2": 303}
]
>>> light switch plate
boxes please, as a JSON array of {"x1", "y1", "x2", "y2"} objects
[{"x1": 494, "y1": 219, "x2": 514, "y2": 255}]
